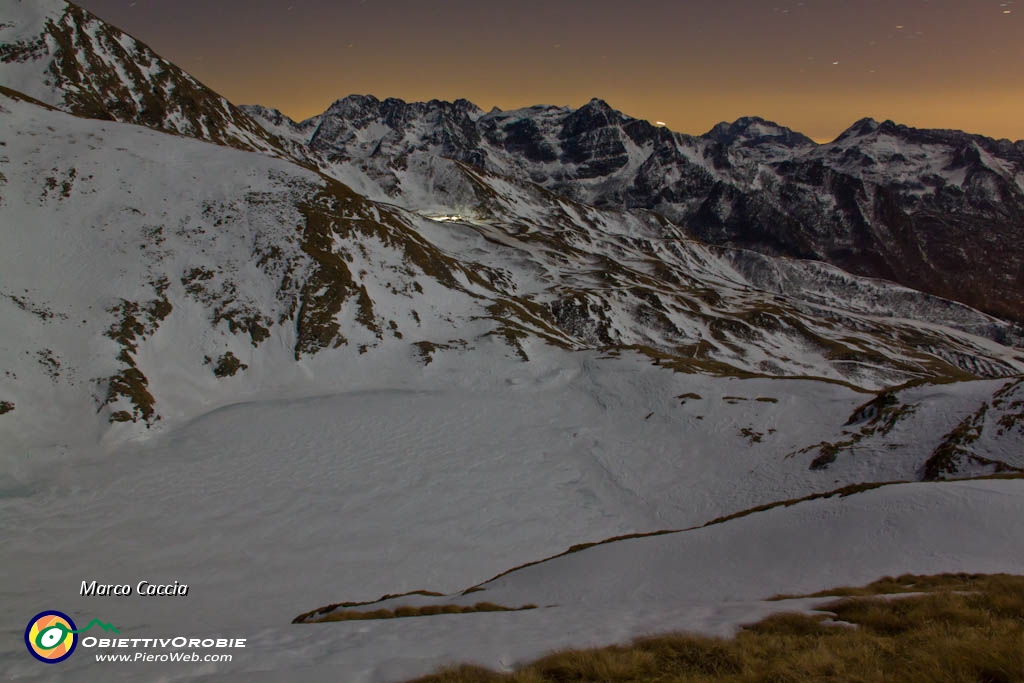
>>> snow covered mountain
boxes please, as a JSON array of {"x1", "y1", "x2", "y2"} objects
[
  {"x1": 2, "y1": 3, "x2": 1024, "y2": 681},
  {"x1": 4, "y1": 87, "x2": 1023, "y2": 451},
  {"x1": 1, "y1": 0, "x2": 1022, "y2": 493},
  {"x1": 243, "y1": 95, "x2": 1024, "y2": 322},
  {"x1": 0, "y1": 0, "x2": 287, "y2": 156}
]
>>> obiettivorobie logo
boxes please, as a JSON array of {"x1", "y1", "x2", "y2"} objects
[
  {"x1": 25, "y1": 611, "x2": 119, "y2": 663},
  {"x1": 25, "y1": 610, "x2": 247, "y2": 665}
]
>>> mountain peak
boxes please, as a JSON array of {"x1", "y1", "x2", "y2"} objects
[
  {"x1": 706, "y1": 116, "x2": 815, "y2": 148},
  {"x1": 578, "y1": 98, "x2": 630, "y2": 120},
  {"x1": 452, "y1": 97, "x2": 484, "y2": 114},
  {"x1": 831, "y1": 117, "x2": 1001, "y2": 150},
  {"x1": 319, "y1": 95, "x2": 485, "y2": 126},
  {"x1": 326, "y1": 94, "x2": 382, "y2": 113},
  {"x1": 239, "y1": 104, "x2": 295, "y2": 127},
  {"x1": 851, "y1": 116, "x2": 880, "y2": 132},
  {"x1": 0, "y1": 0, "x2": 285, "y2": 156}
]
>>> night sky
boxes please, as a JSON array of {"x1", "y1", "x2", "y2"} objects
[{"x1": 75, "y1": 0, "x2": 1022, "y2": 142}]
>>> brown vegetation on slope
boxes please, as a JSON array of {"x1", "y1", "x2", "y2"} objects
[{"x1": 411, "y1": 573, "x2": 1024, "y2": 683}]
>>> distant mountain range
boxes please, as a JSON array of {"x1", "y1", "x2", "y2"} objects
[
  {"x1": 5, "y1": 0, "x2": 1022, "y2": 320},
  {"x1": 243, "y1": 95, "x2": 1024, "y2": 323}
]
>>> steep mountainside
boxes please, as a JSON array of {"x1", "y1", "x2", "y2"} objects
[
  {"x1": 244, "y1": 96, "x2": 1024, "y2": 321},
  {"x1": 0, "y1": 0, "x2": 287, "y2": 155}
]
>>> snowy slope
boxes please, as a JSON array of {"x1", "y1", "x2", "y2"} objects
[
  {"x1": 284, "y1": 478, "x2": 1024, "y2": 682},
  {"x1": 0, "y1": 89, "x2": 522, "y2": 453},
  {"x1": 5, "y1": 447, "x2": 1022, "y2": 682}
]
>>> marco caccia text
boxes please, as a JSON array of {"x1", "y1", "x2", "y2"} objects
[{"x1": 81, "y1": 581, "x2": 189, "y2": 596}]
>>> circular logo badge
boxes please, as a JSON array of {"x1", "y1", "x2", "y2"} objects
[{"x1": 25, "y1": 611, "x2": 78, "y2": 663}]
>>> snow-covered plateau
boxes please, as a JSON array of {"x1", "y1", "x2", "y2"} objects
[{"x1": 3, "y1": 349, "x2": 1024, "y2": 681}]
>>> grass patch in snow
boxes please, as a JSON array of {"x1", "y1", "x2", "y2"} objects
[
  {"x1": 210, "y1": 352, "x2": 248, "y2": 378},
  {"x1": 104, "y1": 366, "x2": 155, "y2": 424},
  {"x1": 293, "y1": 589, "x2": 447, "y2": 622},
  {"x1": 414, "y1": 341, "x2": 457, "y2": 365},
  {"x1": 101, "y1": 288, "x2": 173, "y2": 425},
  {"x1": 0, "y1": 86, "x2": 58, "y2": 111},
  {"x1": 701, "y1": 481, "x2": 891, "y2": 527},
  {"x1": 923, "y1": 401, "x2": 1023, "y2": 480},
  {"x1": 296, "y1": 602, "x2": 536, "y2": 624},
  {"x1": 0, "y1": 400, "x2": 13, "y2": 415},
  {"x1": 738, "y1": 428, "x2": 763, "y2": 444},
  {"x1": 628, "y1": 345, "x2": 875, "y2": 393},
  {"x1": 768, "y1": 572, "x2": 1015, "y2": 600},
  {"x1": 410, "y1": 574, "x2": 1024, "y2": 683}
]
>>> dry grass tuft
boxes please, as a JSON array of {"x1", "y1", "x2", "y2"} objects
[
  {"x1": 769, "y1": 571, "x2": 1018, "y2": 600},
  {"x1": 408, "y1": 573, "x2": 1024, "y2": 683}
]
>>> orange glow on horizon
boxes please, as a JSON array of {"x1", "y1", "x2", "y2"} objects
[
  {"x1": 218, "y1": 82, "x2": 1024, "y2": 144},
  {"x1": 76, "y1": 0, "x2": 1024, "y2": 143}
]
